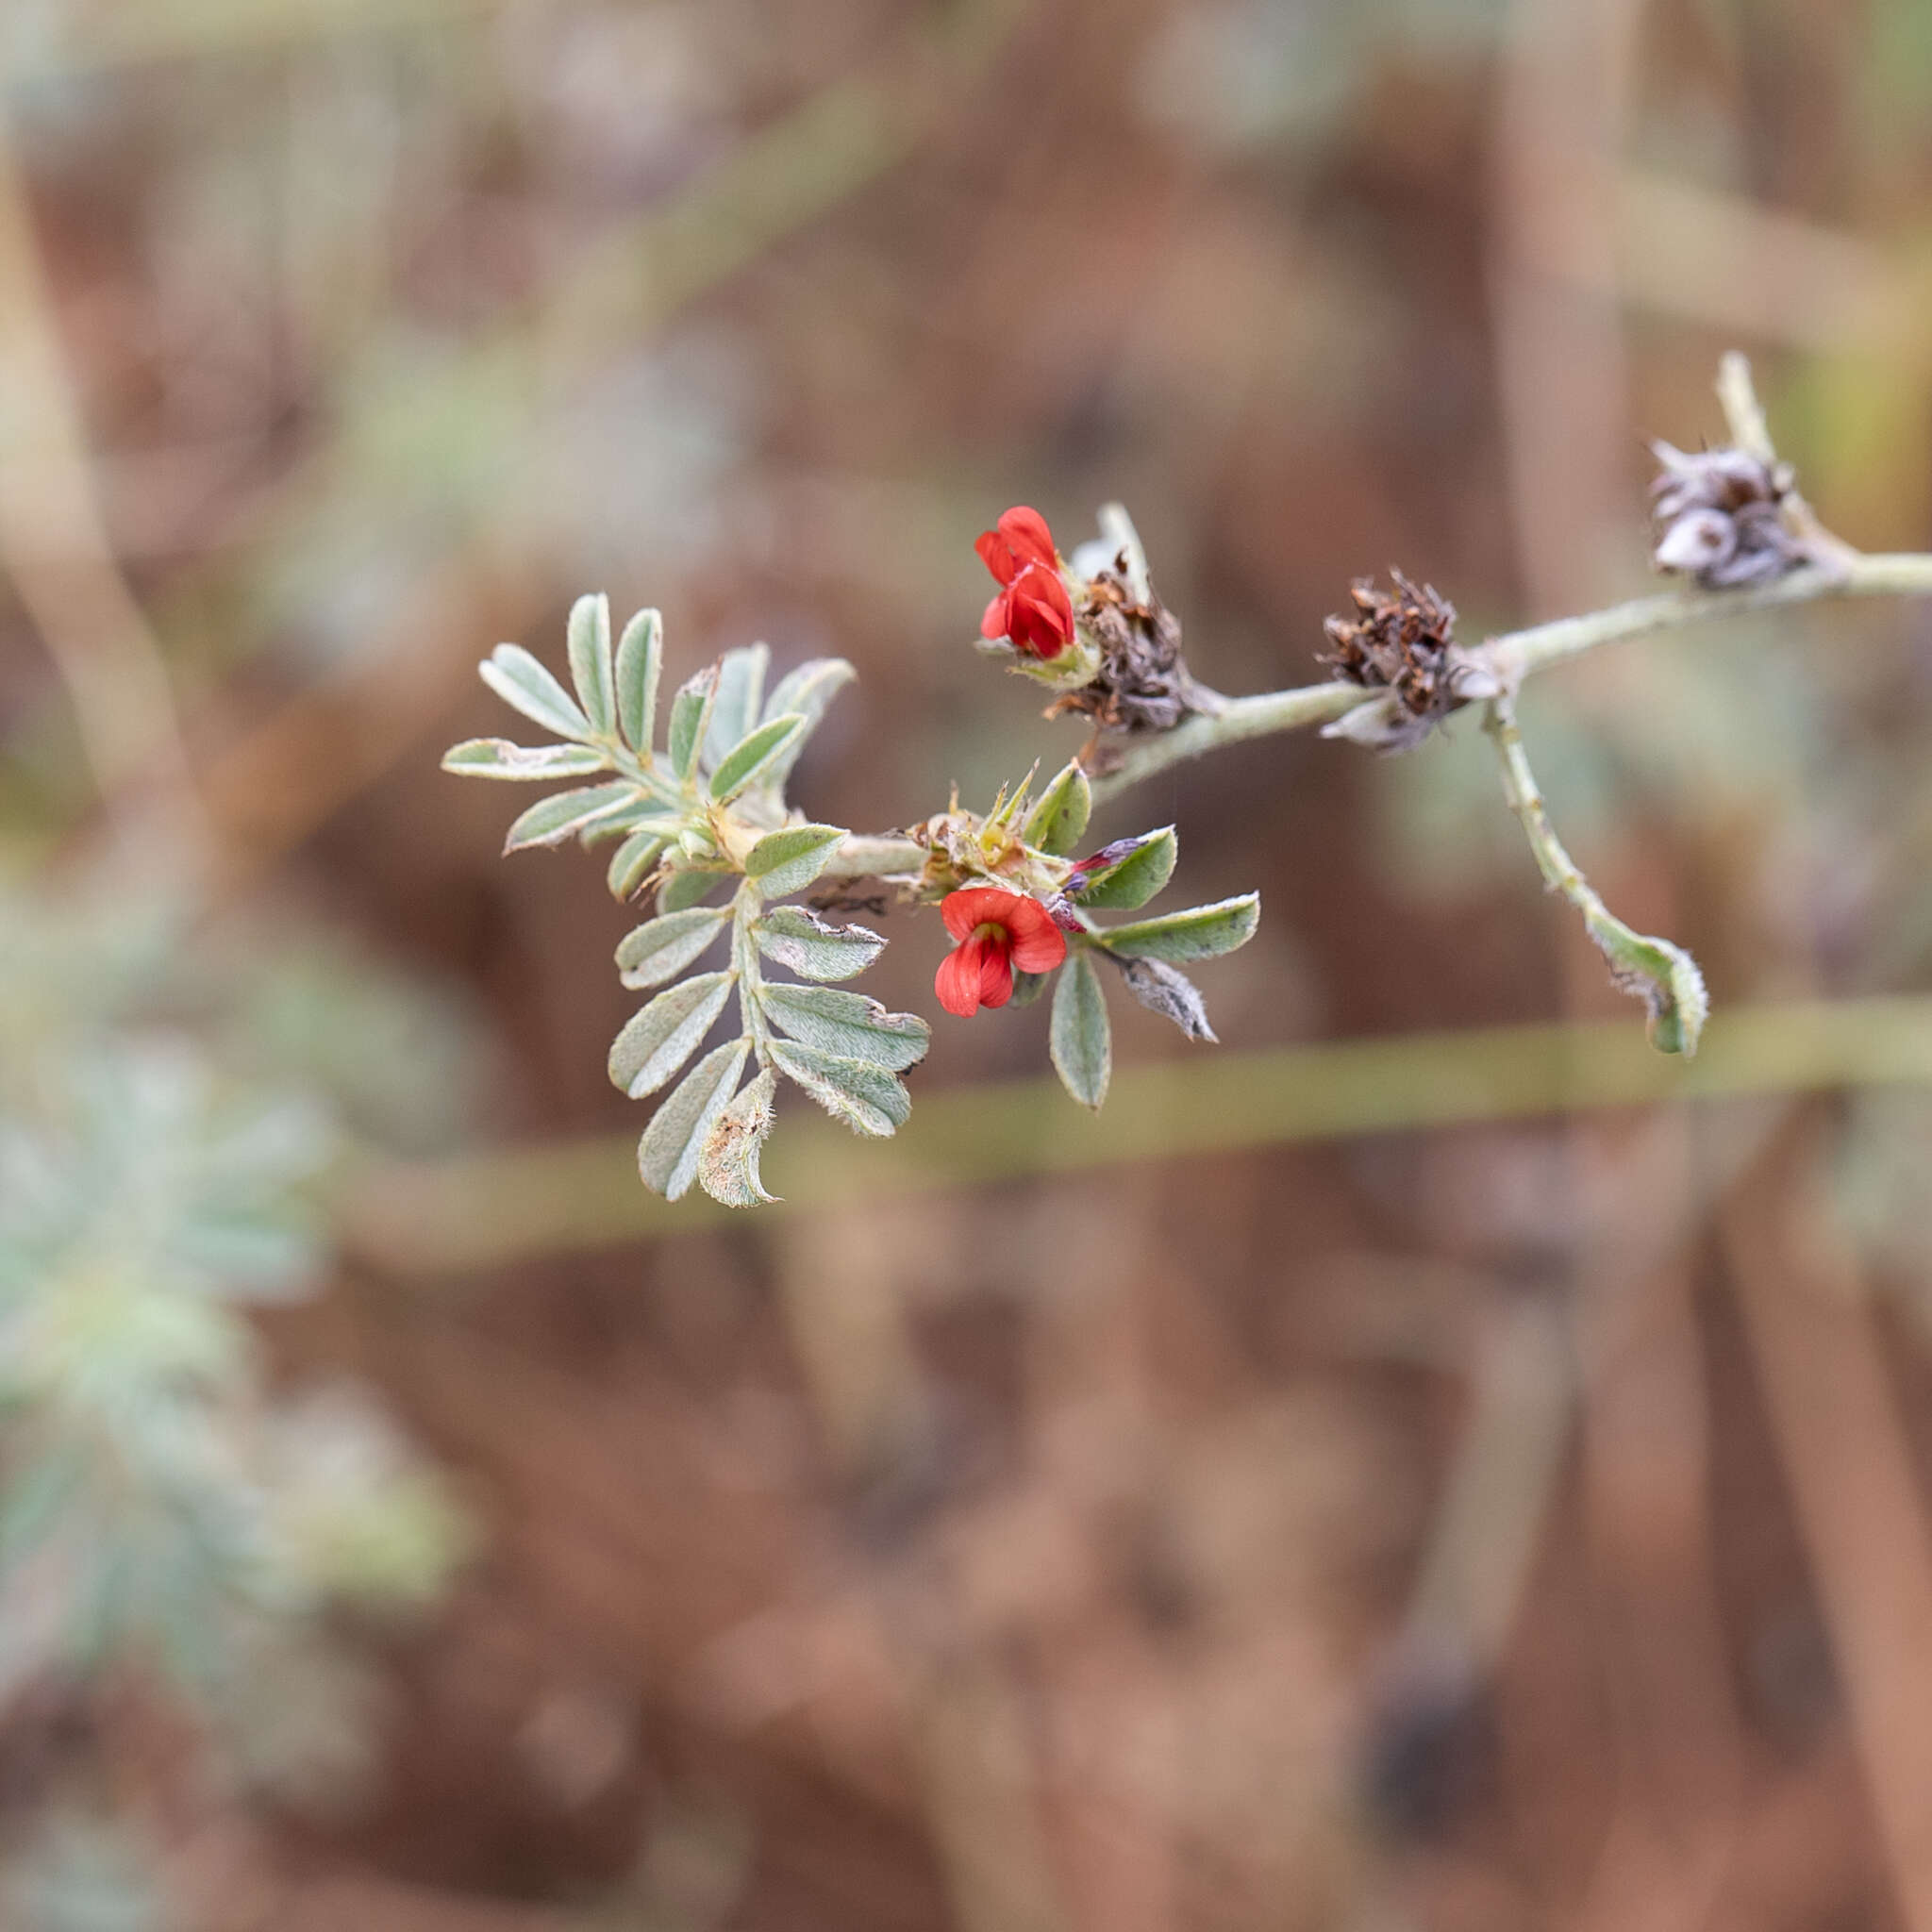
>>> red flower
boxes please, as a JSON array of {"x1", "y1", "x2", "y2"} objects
[
  {"x1": 975, "y1": 506, "x2": 1075, "y2": 658},
  {"x1": 935, "y1": 888, "x2": 1069, "y2": 1017}
]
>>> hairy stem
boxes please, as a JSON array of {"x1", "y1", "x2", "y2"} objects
[
  {"x1": 1485, "y1": 693, "x2": 1707, "y2": 1054},
  {"x1": 1483, "y1": 694, "x2": 1607, "y2": 905},
  {"x1": 826, "y1": 831, "x2": 926, "y2": 879}
]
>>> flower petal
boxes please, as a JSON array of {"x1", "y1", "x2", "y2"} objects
[
  {"x1": 975, "y1": 528, "x2": 1017, "y2": 586},
  {"x1": 941, "y1": 887, "x2": 1031, "y2": 941},
  {"x1": 936, "y1": 939, "x2": 987, "y2": 1017},
  {"x1": 981, "y1": 591, "x2": 1012, "y2": 641},
  {"x1": 996, "y1": 507, "x2": 1057, "y2": 571},
  {"x1": 975, "y1": 940, "x2": 1015, "y2": 1009},
  {"x1": 1006, "y1": 564, "x2": 1074, "y2": 657},
  {"x1": 1008, "y1": 918, "x2": 1069, "y2": 974}
]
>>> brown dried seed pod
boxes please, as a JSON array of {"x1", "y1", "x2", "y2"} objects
[
  {"x1": 1318, "y1": 571, "x2": 1502, "y2": 753},
  {"x1": 1048, "y1": 560, "x2": 1214, "y2": 740}
]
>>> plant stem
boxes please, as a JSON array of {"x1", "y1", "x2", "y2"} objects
[
  {"x1": 1088, "y1": 682, "x2": 1364, "y2": 803},
  {"x1": 1482, "y1": 694, "x2": 1602, "y2": 906},
  {"x1": 1084, "y1": 549, "x2": 1932, "y2": 806},
  {"x1": 826, "y1": 831, "x2": 925, "y2": 879},
  {"x1": 1484, "y1": 692, "x2": 1708, "y2": 1055}
]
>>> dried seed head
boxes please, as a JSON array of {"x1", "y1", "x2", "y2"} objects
[
  {"x1": 1318, "y1": 571, "x2": 1491, "y2": 752},
  {"x1": 1648, "y1": 441, "x2": 1804, "y2": 588},
  {"x1": 1048, "y1": 563, "x2": 1209, "y2": 738}
]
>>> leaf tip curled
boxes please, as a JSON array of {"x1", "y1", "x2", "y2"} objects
[
  {"x1": 1587, "y1": 911, "x2": 1707, "y2": 1057},
  {"x1": 1649, "y1": 948, "x2": 1709, "y2": 1057},
  {"x1": 698, "y1": 1068, "x2": 780, "y2": 1208}
]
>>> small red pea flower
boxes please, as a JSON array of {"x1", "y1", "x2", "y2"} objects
[
  {"x1": 975, "y1": 506, "x2": 1075, "y2": 658},
  {"x1": 935, "y1": 887, "x2": 1069, "y2": 1017}
]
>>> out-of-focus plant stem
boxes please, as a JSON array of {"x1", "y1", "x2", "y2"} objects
[
  {"x1": 0, "y1": 113, "x2": 202, "y2": 841},
  {"x1": 338, "y1": 992, "x2": 1932, "y2": 1274},
  {"x1": 1721, "y1": 1114, "x2": 1932, "y2": 1932},
  {"x1": 0, "y1": 0, "x2": 499, "y2": 80}
]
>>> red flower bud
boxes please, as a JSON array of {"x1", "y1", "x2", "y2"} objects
[
  {"x1": 934, "y1": 887, "x2": 1070, "y2": 1017},
  {"x1": 975, "y1": 506, "x2": 1075, "y2": 659}
]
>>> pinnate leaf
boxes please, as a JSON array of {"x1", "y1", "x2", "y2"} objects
[
  {"x1": 614, "y1": 607, "x2": 664, "y2": 754},
  {"x1": 668, "y1": 668, "x2": 718, "y2": 781},
  {"x1": 709, "y1": 714, "x2": 806, "y2": 802},
  {"x1": 745, "y1": 824, "x2": 848, "y2": 899},
  {"x1": 758, "y1": 983, "x2": 929, "y2": 1072},
  {"x1": 1098, "y1": 893, "x2": 1259, "y2": 962},
  {"x1": 615, "y1": 907, "x2": 732, "y2": 989},
  {"x1": 608, "y1": 970, "x2": 736, "y2": 1099},
  {"x1": 1024, "y1": 759, "x2": 1091, "y2": 858},
  {"x1": 480, "y1": 644, "x2": 592, "y2": 741},
  {"x1": 566, "y1": 593, "x2": 616, "y2": 734},
  {"x1": 704, "y1": 643, "x2": 770, "y2": 772},
  {"x1": 442, "y1": 739, "x2": 611, "y2": 781},
  {"x1": 698, "y1": 1068, "x2": 778, "y2": 1208},
  {"x1": 752, "y1": 908, "x2": 886, "y2": 981},
  {"x1": 768, "y1": 1040, "x2": 911, "y2": 1137},
  {"x1": 503, "y1": 781, "x2": 641, "y2": 853},
  {"x1": 1074, "y1": 826, "x2": 1177, "y2": 909},
  {"x1": 1050, "y1": 952, "x2": 1111, "y2": 1108}
]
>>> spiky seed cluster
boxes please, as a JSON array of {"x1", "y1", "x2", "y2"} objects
[
  {"x1": 1649, "y1": 441, "x2": 1804, "y2": 588},
  {"x1": 1052, "y1": 566, "x2": 1205, "y2": 737},
  {"x1": 1318, "y1": 571, "x2": 1496, "y2": 751}
]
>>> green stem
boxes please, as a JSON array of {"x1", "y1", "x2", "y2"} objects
[
  {"x1": 337, "y1": 992, "x2": 1932, "y2": 1270},
  {"x1": 1483, "y1": 694, "x2": 1708, "y2": 1056},
  {"x1": 1089, "y1": 682, "x2": 1365, "y2": 803},
  {"x1": 824, "y1": 831, "x2": 925, "y2": 879},
  {"x1": 1482, "y1": 694, "x2": 1599, "y2": 906},
  {"x1": 731, "y1": 884, "x2": 773, "y2": 1064}
]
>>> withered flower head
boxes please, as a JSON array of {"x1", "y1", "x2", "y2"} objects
[
  {"x1": 1649, "y1": 441, "x2": 1803, "y2": 588},
  {"x1": 1049, "y1": 561, "x2": 1207, "y2": 740},
  {"x1": 1318, "y1": 571, "x2": 1496, "y2": 753}
]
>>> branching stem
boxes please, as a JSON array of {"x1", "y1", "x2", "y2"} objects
[
  {"x1": 1093, "y1": 550, "x2": 1932, "y2": 804},
  {"x1": 824, "y1": 549, "x2": 1932, "y2": 878}
]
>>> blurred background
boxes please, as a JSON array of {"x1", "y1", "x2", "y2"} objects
[{"x1": 7, "y1": 0, "x2": 1932, "y2": 1925}]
